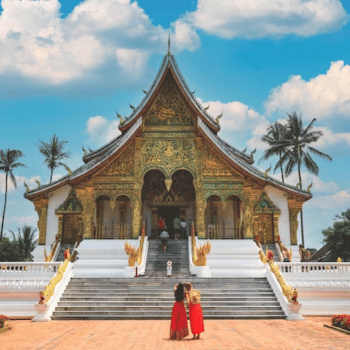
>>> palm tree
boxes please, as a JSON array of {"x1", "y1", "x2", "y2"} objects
[
  {"x1": 38, "y1": 134, "x2": 71, "y2": 183},
  {"x1": 0, "y1": 149, "x2": 26, "y2": 240},
  {"x1": 271, "y1": 112, "x2": 332, "y2": 246},
  {"x1": 10, "y1": 225, "x2": 38, "y2": 261},
  {"x1": 259, "y1": 122, "x2": 287, "y2": 183}
]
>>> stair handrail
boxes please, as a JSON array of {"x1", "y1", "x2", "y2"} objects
[
  {"x1": 44, "y1": 235, "x2": 60, "y2": 262},
  {"x1": 256, "y1": 241, "x2": 298, "y2": 305},
  {"x1": 124, "y1": 222, "x2": 146, "y2": 266},
  {"x1": 191, "y1": 224, "x2": 211, "y2": 266},
  {"x1": 39, "y1": 247, "x2": 71, "y2": 304}
]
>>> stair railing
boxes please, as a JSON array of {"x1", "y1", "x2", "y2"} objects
[
  {"x1": 124, "y1": 222, "x2": 146, "y2": 267},
  {"x1": 44, "y1": 236, "x2": 60, "y2": 262},
  {"x1": 276, "y1": 235, "x2": 292, "y2": 262},
  {"x1": 191, "y1": 224, "x2": 211, "y2": 266}
]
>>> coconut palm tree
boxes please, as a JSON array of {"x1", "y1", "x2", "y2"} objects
[
  {"x1": 270, "y1": 112, "x2": 332, "y2": 246},
  {"x1": 10, "y1": 225, "x2": 38, "y2": 261},
  {"x1": 38, "y1": 134, "x2": 71, "y2": 183},
  {"x1": 0, "y1": 149, "x2": 26, "y2": 240},
  {"x1": 259, "y1": 121, "x2": 287, "y2": 183}
]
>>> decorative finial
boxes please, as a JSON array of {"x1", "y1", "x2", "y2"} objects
[{"x1": 167, "y1": 33, "x2": 171, "y2": 55}]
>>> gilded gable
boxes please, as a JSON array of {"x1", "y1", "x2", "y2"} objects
[
  {"x1": 97, "y1": 144, "x2": 134, "y2": 176},
  {"x1": 144, "y1": 73, "x2": 194, "y2": 126},
  {"x1": 202, "y1": 143, "x2": 234, "y2": 177}
]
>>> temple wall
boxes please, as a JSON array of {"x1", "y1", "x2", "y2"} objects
[
  {"x1": 46, "y1": 184, "x2": 72, "y2": 246},
  {"x1": 265, "y1": 185, "x2": 291, "y2": 245}
]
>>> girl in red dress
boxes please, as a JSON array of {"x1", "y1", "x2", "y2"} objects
[
  {"x1": 185, "y1": 282, "x2": 204, "y2": 340},
  {"x1": 170, "y1": 283, "x2": 189, "y2": 340}
]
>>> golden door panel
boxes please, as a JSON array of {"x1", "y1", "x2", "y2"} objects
[
  {"x1": 62, "y1": 214, "x2": 80, "y2": 244},
  {"x1": 254, "y1": 214, "x2": 274, "y2": 244}
]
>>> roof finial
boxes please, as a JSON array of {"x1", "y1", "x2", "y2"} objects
[{"x1": 167, "y1": 32, "x2": 171, "y2": 55}]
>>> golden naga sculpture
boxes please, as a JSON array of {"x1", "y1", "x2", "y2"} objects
[
  {"x1": 258, "y1": 246, "x2": 299, "y2": 304},
  {"x1": 125, "y1": 223, "x2": 146, "y2": 267},
  {"x1": 191, "y1": 225, "x2": 211, "y2": 266},
  {"x1": 44, "y1": 236, "x2": 59, "y2": 262},
  {"x1": 40, "y1": 249, "x2": 71, "y2": 304}
]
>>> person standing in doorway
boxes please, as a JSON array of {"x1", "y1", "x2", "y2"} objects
[
  {"x1": 158, "y1": 216, "x2": 165, "y2": 236},
  {"x1": 173, "y1": 216, "x2": 181, "y2": 240},
  {"x1": 180, "y1": 217, "x2": 187, "y2": 239}
]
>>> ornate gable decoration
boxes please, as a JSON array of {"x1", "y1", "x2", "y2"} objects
[
  {"x1": 55, "y1": 190, "x2": 83, "y2": 214},
  {"x1": 98, "y1": 145, "x2": 134, "y2": 176},
  {"x1": 144, "y1": 73, "x2": 194, "y2": 126},
  {"x1": 203, "y1": 144, "x2": 232, "y2": 176},
  {"x1": 254, "y1": 192, "x2": 280, "y2": 213}
]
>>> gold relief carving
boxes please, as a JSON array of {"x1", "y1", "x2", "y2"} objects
[
  {"x1": 144, "y1": 132, "x2": 195, "y2": 139},
  {"x1": 203, "y1": 144, "x2": 232, "y2": 176},
  {"x1": 144, "y1": 74, "x2": 194, "y2": 126},
  {"x1": 98, "y1": 145, "x2": 134, "y2": 176},
  {"x1": 141, "y1": 139, "x2": 196, "y2": 176},
  {"x1": 94, "y1": 183, "x2": 134, "y2": 191},
  {"x1": 288, "y1": 199, "x2": 303, "y2": 245},
  {"x1": 34, "y1": 199, "x2": 48, "y2": 245},
  {"x1": 203, "y1": 183, "x2": 243, "y2": 202}
]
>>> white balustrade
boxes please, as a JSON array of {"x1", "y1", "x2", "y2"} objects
[
  {"x1": 0, "y1": 262, "x2": 61, "y2": 275},
  {"x1": 277, "y1": 262, "x2": 350, "y2": 274}
]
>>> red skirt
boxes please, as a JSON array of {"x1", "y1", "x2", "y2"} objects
[
  {"x1": 170, "y1": 301, "x2": 189, "y2": 340},
  {"x1": 189, "y1": 303, "x2": 204, "y2": 335}
]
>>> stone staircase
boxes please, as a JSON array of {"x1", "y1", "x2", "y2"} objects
[
  {"x1": 261, "y1": 244, "x2": 281, "y2": 262},
  {"x1": 56, "y1": 244, "x2": 75, "y2": 262},
  {"x1": 145, "y1": 239, "x2": 190, "y2": 278},
  {"x1": 51, "y1": 277, "x2": 286, "y2": 320}
]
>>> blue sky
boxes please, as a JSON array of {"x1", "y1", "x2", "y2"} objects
[{"x1": 0, "y1": 0, "x2": 349, "y2": 249}]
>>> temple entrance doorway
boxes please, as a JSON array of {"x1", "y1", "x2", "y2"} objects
[{"x1": 157, "y1": 206, "x2": 180, "y2": 239}]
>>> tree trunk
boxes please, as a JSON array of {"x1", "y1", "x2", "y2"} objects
[
  {"x1": 298, "y1": 159, "x2": 305, "y2": 247},
  {"x1": 50, "y1": 168, "x2": 53, "y2": 183},
  {"x1": 0, "y1": 172, "x2": 8, "y2": 240},
  {"x1": 279, "y1": 152, "x2": 284, "y2": 183}
]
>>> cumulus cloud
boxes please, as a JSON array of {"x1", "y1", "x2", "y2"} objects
[
  {"x1": 0, "y1": 0, "x2": 199, "y2": 88},
  {"x1": 0, "y1": 175, "x2": 40, "y2": 194},
  {"x1": 265, "y1": 61, "x2": 350, "y2": 120},
  {"x1": 86, "y1": 115, "x2": 121, "y2": 144},
  {"x1": 198, "y1": 98, "x2": 267, "y2": 132},
  {"x1": 270, "y1": 171, "x2": 338, "y2": 193},
  {"x1": 188, "y1": 0, "x2": 348, "y2": 39},
  {"x1": 5, "y1": 215, "x2": 38, "y2": 228},
  {"x1": 309, "y1": 190, "x2": 350, "y2": 209}
]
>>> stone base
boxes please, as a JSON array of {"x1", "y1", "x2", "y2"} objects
[{"x1": 286, "y1": 303, "x2": 304, "y2": 321}]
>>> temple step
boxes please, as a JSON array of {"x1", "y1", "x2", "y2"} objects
[{"x1": 51, "y1": 277, "x2": 287, "y2": 320}]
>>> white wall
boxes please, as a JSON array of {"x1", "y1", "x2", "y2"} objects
[
  {"x1": 46, "y1": 185, "x2": 72, "y2": 246},
  {"x1": 265, "y1": 185, "x2": 291, "y2": 246}
]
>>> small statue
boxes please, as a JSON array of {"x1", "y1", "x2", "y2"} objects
[
  {"x1": 116, "y1": 111, "x2": 124, "y2": 124},
  {"x1": 291, "y1": 288, "x2": 298, "y2": 304},
  {"x1": 35, "y1": 179, "x2": 41, "y2": 188},
  {"x1": 242, "y1": 147, "x2": 247, "y2": 154},
  {"x1": 24, "y1": 182, "x2": 30, "y2": 193},
  {"x1": 264, "y1": 166, "x2": 271, "y2": 178},
  {"x1": 39, "y1": 291, "x2": 45, "y2": 304},
  {"x1": 204, "y1": 105, "x2": 210, "y2": 111},
  {"x1": 142, "y1": 89, "x2": 147, "y2": 94},
  {"x1": 129, "y1": 103, "x2": 135, "y2": 110},
  {"x1": 82, "y1": 146, "x2": 87, "y2": 157},
  {"x1": 215, "y1": 112, "x2": 223, "y2": 124},
  {"x1": 307, "y1": 182, "x2": 313, "y2": 193},
  {"x1": 249, "y1": 148, "x2": 256, "y2": 158},
  {"x1": 295, "y1": 181, "x2": 301, "y2": 189}
]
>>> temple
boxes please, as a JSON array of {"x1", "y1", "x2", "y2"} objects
[{"x1": 24, "y1": 50, "x2": 311, "y2": 249}]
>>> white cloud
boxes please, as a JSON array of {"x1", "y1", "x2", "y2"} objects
[
  {"x1": 271, "y1": 171, "x2": 338, "y2": 193},
  {"x1": 310, "y1": 190, "x2": 350, "y2": 209},
  {"x1": 189, "y1": 0, "x2": 348, "y2": 39},
  {"x1": 86, "y1": 115, "x2": 121, "y2": 144},
  {"x1": 198, "y1": 98, "x2": 267, "y2": 132},
  {"x1": 266, "y1": 61, "x2": 350, "y2": 120},
  {"x1": 0, "y1": 0, "x2": 199, "y2": 86},
  {"x1": 5, "y1": 215, "x2": 38, "y2": 228},
  {"x1": 0, "y1": 175, "x2": 40, "y2": 194}
]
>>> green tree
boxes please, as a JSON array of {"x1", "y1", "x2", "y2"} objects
[
  {"x1": 0, "y1": 237, "x2": 22, "y2": 262},
  {"x1": 10, "y1": 225, "x2": 38, "y2": 261},
  {"x1": 322, "y1": 209, "x2": 350, "y2": 262},
  {"x1": 259, "y1": 121, "x2": 287, "y2": 183},
  {"x1": 268, "y1": 113, "x2": 332, "y2": 246},
  {"x1": 38, "y1": 134, "x2": 71, "y2": 183},
  {"x1": 0, "y1": 149, "x2": 26, "y2": 240}
]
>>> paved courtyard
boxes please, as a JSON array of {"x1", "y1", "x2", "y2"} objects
[{"x1": 1, "y1": 317, "x2": 349, "y2": 350}]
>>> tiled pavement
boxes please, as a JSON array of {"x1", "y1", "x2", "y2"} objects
[{"x1": 2, "y1": 317, "x2": 349, "y2": 350}]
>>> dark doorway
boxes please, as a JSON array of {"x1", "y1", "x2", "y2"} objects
[{"x1": 158, "y1": 206, "x2": 180, "y2": 239}]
